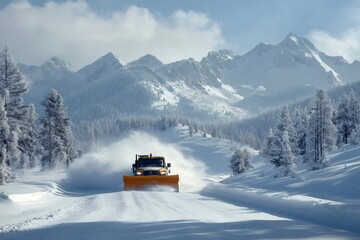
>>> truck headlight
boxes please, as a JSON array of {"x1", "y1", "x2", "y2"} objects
[{"x1": 136, "y1": 171, "x2": 142, "y2": 176}]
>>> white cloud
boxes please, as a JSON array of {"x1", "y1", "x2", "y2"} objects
[
  {"x1": 308, "y1": 4, "x2": 360, "y2": 63},
  {"x1": 0, "y1": 1, "x2": 225, "y2": 70},
  {"x1": 309, "y1": 28, "x2": 360, "y2": 63}
]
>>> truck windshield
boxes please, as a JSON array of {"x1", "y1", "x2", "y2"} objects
[{"x1": 138, "y1": 158, "x2": 164, "y2": 167}]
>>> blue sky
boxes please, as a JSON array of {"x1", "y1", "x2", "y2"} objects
[{"x1": 0, "y1": 0, "x2": 359, "y2": 69}]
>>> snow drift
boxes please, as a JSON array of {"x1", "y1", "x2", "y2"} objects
[{"x1": 61, "y1": 131, "x2": 207, "y2": 193}]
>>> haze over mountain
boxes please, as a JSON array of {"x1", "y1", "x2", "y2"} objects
[{"x1": 19, "y1": 33, "x2": 360, "y2": 122}]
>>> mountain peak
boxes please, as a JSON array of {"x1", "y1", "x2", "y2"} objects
[
  {"x1": 49, "y1": 56, "x2": 62, "y2": 63},
  {"x1": 41, "y1": 56, "x2": 73, "y2": 72},
  {"x1": 127, "y1": 54, "x2": 163, "y2": 70},
  {"x1": 206, "y1": 49, "x2": 235, "y2": 61},
  {"x1": 75, "y1": 52, "x2": 124, "y2": 80},
  {"x1": 286, "y1": 32, "x2": 299, "y2": 42},
  {"x1": 200, "y1": 49, "x2": 235, "y2": 70},
  {"x1": 246, "y1": 42, "x2": 273, "y2": 56},
  {"x1": 96, "y1": 52, "x2": 123, "y2": 66},
  {"x1": 82, "y1": 52, "x2": 123, "y2": 70},
  {"x1": 279, "y1": 33, "x2": 317, "y2": 52}
]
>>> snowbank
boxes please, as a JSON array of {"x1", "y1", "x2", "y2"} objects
[{"x1": 202, "y1": 183, "x2": 360, "y2": 234}]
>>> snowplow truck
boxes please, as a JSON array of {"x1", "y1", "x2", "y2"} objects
[{"x1": 123, "y1": 154, "x2": 179, "y2": 192}]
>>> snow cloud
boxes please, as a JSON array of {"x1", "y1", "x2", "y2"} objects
[
  {"x1": 309, "y1": 28, "x2": 360, "y2": 63},
  {"x1": 0, "y1": 1, "x2": 224, "y2": 70},
  {"x1": 309, "y1": 7, "x2": 360, "y2": 63},
  {"x1": 62, "y1": 132, "x2": 207, "y2": 193}
]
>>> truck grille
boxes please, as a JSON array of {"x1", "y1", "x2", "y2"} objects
[{"x1": 143, "y1": 170, "x2": 161, "y2": 176}]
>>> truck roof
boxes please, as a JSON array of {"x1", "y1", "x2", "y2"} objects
[{"x1": 138, "y1": 155, "x2": 164, "y2": 160}]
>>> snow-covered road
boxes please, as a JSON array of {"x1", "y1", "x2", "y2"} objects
[
  {"x1": 1, "y1": 129, "x2": 360, "y2": 239},
  {"x1": 1, "y1": 180, "x2": 359, "y2": 240}
]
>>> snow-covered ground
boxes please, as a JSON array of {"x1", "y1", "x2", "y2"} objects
[{"x1": 1, "y1": 126, "x2": 359, "y2": 239}]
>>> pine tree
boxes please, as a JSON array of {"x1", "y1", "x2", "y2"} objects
[
  {"x1": 261, "y1": 128, "x2": 275, "y2": 158},
  {"x1": 306, "y1": 90, "x2": 337, "y2": 170},
  {"x1": 40, "y1": 89, "x2": 78, "y2": 169},
  {"x1": 276, "y1": 107, "x2": 297, "y2": 155},
  {"x1": 277, "y1": 131, "x2": 296, "y2": 177},
  {"x1": 18, "y1": 104, "x2": 37, "y2": 168},
  {"x1": 189, "y1": 124, "x2": 193, "y2": 137},
  {"x1": 294, "y1": 109, "x2": 304, "y2": 155},
  {"x1": 229, "y1": 148, "x2": 252, "y2": 174},
  {"x1": 335, "y1": 96, "x2": 351, "y2": 146},
  {"x1": 270, "y1": 107, "x2": 297, "y2": 167},
  {"x1": 0, "y1": 46, "x2": 33, "y2": 168},
  {"x1": 294, "y1": 108, "x2": 308, "y2": 157},
  {"x1": 348, "y1": 93, "x2": 360, "y2": 145},
  {"x1": 0, "y1": 97, "x2": 13, "y2": 184},
  {"x1": 349, "y1": 94, "x2": 360, "y2": 130},
  {"x1": 349, "y1": 127, "x2": 360, "y2": 145}
]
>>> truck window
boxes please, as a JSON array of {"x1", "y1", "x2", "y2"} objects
[{"x1": 138, "y1": 158, "x2": 164, "y2": 167}]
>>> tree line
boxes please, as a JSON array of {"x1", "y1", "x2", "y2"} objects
[
  {"x1": 0, "y1": 47, "x2": 78, "y2": 185},
  {"x1": 258, "y1": 89, "x2": 360, "y2": 177},
  {"x1": 229, "y1": 89, "x2": 360, "y2": 176}
]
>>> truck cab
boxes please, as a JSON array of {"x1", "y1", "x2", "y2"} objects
[
  {"x1": 123, "y1": 153, "x2": 179, "y2": 192},
  {"x1": 132, "y1": 154, "x2": 171, "y2": 176}
]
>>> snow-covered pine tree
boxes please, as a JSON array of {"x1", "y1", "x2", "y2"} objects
[
  {"x1": 294, "y1": 108, "x2": 308, "y2": 157},
  {"x1": 270, "y1": 107, "x2": 297, "y2": 168},
  {"x1": 268, "y1": 134, "x2": 282, "y2": 168},
  {"x1": 306, "y1": 90, "x2": 337, "y2": 170},
  {"x1": 306, "y1": 112, "x2": 317, "y2": 164},
  {"x1": 229, "y1": 148, "x2": 252, "y2": 174},
  {"x1": 18, "y1": 104, "x2": 37, "y2": 168},
  {"x1": 277, "y1": 130, "x2": 296, "y2": 178},
  {"x1": 229, "y1": 149, "x2": 240, "y2": 174},
  {"x1": 189, "y1": 124, "x2": 193, "y2": 137},
  {"x1": 348, "y1": 93, "x2": 360, "y2": 145},
  {"x1": 7, "y1": 128, "x2": 19, "y2": 167},
  {"x1": 276, "y1": 107, "x2": 297, "y2": 155},
  {"x1": 62, "y1": 124, "x2": 78, "y2": 167},
  {"x1": 39, "y1": 89, "x2": 78, "y2": 169},
  {"x1": 349, "y1": 93, "x2": 360, "y2": 132},
  {"x1": 261, "y1": 128, "x2": 275, "y2": 158},
  {"x1": 349, "y1": 125, "x2": 360, "y2": 145},
  {"x1": 0, "y1": 97, "x2": 13, "y2": 184},
  {"x1": 0, "y1": 145, "x2": 8, "y2": 185},
  {"x1": 211, "y1": 128, "x2": 217, "y2": 138},
  {"x1": 294, "y1": 109, "x2": 305, "y2": 155},
  {"x1": 335, "y1": 96, "x2": 351, "y2": 146},
  {"x1": 0, "y1": 46, "x2": 34, "y2": 168}
]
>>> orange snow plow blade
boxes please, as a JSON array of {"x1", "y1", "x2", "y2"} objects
[{"x1": 123, "y1": 175, "x2": 179, "y2": 192}]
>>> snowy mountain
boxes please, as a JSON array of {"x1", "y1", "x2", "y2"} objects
[
  {"x1": 74, "y1": 52, "x2": 124, "y2": 82},
  {"x1": 19, "y1": 56, "x2": 73, "y2": 84},
  {"x1": 18, "y1": 56, "x2": 74, "y2": 108},
  {"x1": 222, "y1": 33, "x2": 360, "y2": 110},
  {"x1": 19, "y1": 33, "x2": 360, "y2": 122},
  {"x1": 127, "y1": 54, "x2": 164, "y2": 70}
]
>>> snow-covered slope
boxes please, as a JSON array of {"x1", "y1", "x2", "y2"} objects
[
  {"x1": 127, "y1": 54, "x2": 164, "y2": 70},
  {"x1": 19, "y1": 33, "x2": 360, "y2": 121},
  {"x1": 0, "y1": 126, "x2": 359, "y2": 239},
  {"x1": 222, "y1": 33, "x2": 355, "y2": 92},
  {"x1": 19, "y1": 56, "x2": 73, "y2": 84}
]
